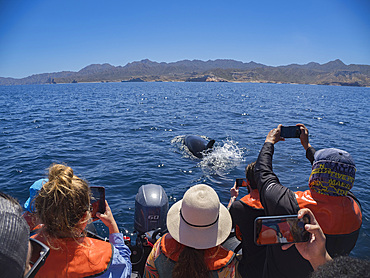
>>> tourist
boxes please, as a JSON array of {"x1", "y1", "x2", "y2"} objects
[
  {"x1": 0, "y1": 192, "x2": 48, "y2": 278},
  {"x1": 228, "y1": 161, "x2": 266, "y2": 278},
  {"x1": 32, "y1": 163, "x2": 132, "y2": 277},
  {"x1": 144, "y1": 184, "x2": 240, "y2": 278},
  {"x1": 255, "y1": 123, "x2": 362, "y2": 278}
]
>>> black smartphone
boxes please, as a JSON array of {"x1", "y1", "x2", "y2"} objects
[
  {"x1": 25, "y1": 238, "x2": 50, "y2": 278},
  {"x1": 254, "y1": 214, "x2": 310, "y2": 245},
  {"x1": 236, "y1": 178, "x2": 247, "y2": 188},
  {"x1": 280, "y1": 126, "x2": 301, "y2": 138},
  {"x1": 90, "y1": 186, "x2": 106, "y2": 220}
]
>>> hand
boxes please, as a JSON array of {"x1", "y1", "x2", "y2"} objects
[
  {"x1": 227, "y1": 182, "x2": 239, "y2": 209},
  {"x1": 265, "y1": 124, "x2": 285, "y2": 144},
  {"x1": 297, "y1": 123, "x2": 311, "y2": 150},
  {"x1": 97, "y1": 200, "x2": 119, "y2": 234},
  {"x1": 281, "y1": 208, "x2": 331, "y2": 270},
  {"x1": 230, "y1": 182, "x2": 239, "y2": 198}
]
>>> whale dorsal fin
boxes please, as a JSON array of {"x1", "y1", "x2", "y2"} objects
[{"x1": 206, "y1": 139, "x2": 215, "y2": 149}]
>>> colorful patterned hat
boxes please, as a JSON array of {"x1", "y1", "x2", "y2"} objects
[{"x1": 309, "y1": 148, "x2": 356, "y2": 196}]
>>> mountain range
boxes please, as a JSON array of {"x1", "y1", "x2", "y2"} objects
[{"x1": 1, "y1": 59, "x2": 369, "y2": 86}]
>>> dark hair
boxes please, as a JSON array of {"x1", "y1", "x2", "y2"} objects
[
  {"x1": 172, "y1": 246, "x2": 209, "y2": 278},
  {"x1": 246, "y1": 161, "x2": 257, "y2": 190},
  {"x1": 0, "y1": 192, "x2": 21, "y2": 210},
  {"x1": 311, "y1": 256, "x2": 370, "y2": 278}
]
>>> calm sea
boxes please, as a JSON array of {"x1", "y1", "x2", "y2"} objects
[{"x1": 0, "y1": 82, "x2": 369, "y2": 258}]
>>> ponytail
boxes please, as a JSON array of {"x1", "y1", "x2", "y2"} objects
[{"x1": 35, "y1": 163, "x2": 90, "y2": 240}]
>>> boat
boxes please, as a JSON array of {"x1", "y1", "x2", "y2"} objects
[{"x1": 87, "y1": 183, "x2": 241, "y2": 278}]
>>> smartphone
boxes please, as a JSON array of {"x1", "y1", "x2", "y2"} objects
[
  {"x1": 280, "y1": 126, "x2": 301, "y2": 138},
  {"x1": 254, "y1": 214, "x2": 310, "y2": 245},
  {"x1": 236, "y1": 178, "x2": 247, "y2": 188},
  {"x1": 26, "y1": 238, "x2": 50, "y2": 278},
  {"x1": 90, "y1": 186, "x2": 106, "y2": 220}
]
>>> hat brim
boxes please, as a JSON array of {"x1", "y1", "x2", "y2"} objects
[
  {"x1": 24, "y1": 179, "x2": 48, "y2": 212},
  {"x1": 24, "y1": 197, "x2": 31, "y2": 211},
  {"x1": 167, "y1": 199, "x2": 232, "y2": 249}
]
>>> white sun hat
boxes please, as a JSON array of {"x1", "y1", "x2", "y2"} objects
[{"x1": 166, "y1": 184, "x2": 232, "y2": 249}]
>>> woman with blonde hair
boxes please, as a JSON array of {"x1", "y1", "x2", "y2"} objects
[
  {"x1": 144, "y1": 184, "x2": 240, "y2": 278},
  {"x1": 33, "y1": 163, "x2": 131, "y2": 277}
]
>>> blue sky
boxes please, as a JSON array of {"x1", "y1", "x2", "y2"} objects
[{"x1": 0, "y1": 0, "x2": 369, "y2": 78}]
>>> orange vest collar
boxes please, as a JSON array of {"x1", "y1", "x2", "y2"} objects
[
  {"x1": 240, "y1": 189, "x2": 263, "y2": 209},
  {"x1": 160, "y1": 234, "x2": 235, "y2": 271},
  {"x1": 296, "y1": 190, "x2": 362, "y2": 235},
  {"x1": 33, "y1": 233, "x2": 113, "y2": 277}
]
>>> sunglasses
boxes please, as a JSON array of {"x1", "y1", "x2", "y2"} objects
[{"x1": 24, "y1": 238, "x2": 50, "y2": 278}]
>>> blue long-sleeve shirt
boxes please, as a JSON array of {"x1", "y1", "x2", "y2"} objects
[{"x1": 98, "y1": 233, "x2": 132, "y2": 278}]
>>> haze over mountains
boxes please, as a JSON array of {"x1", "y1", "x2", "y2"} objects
[{"x1": 1, "y1": 59, "x2": 369, "y2": 86}]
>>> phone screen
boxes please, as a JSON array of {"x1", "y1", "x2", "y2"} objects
[
  {"x1": 254, "y1": 214, "x2": 310, "y2": 245},
  {"x1": 90, "y1": 186, "x2": 106, "y2": 220},
  {"x1": 280, "y1": 126, "x2": 301, "y2": 138},
  {"x1": 236, "y1": 178, "x2": 247, "y2": 188}
]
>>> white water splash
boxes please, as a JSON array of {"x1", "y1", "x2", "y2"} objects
[
  {"x1": 199, "y1": 138, "x2": 245, "y2": 176},
  {"x1": 171, "y1": 136, "x2": 245, "y2": 176}
]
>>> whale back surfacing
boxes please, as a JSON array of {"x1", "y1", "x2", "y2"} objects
[{"x1": 184, "y1": 135, "x2": 215, "y2": 158}]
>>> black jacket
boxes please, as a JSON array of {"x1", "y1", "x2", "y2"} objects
[
  {"x1": 255, "y1": 143, "x2": 361, "y2": 278},
  {"x1": 229, "y1": 191, "x2": 265, "y2": 278}
]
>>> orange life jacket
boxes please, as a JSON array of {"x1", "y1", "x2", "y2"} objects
[
  {"x1": 235, "y1": 189, "x2": 264, "y2": 241},
  {"x1": 32, "y1": 233, "x2": 113, "y2": 278},
  {"x1": 240, "y1": 189, "x2": 264, "y2": 209},
  {"x1": 160, "y1": 233, "x2": 235, "y2": 271},
  {"x1": 295, "y1": 190, "x2": 362, "y2": 235}
]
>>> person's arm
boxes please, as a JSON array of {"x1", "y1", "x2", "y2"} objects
[
  {"x1": 296, "y1": 123, "x2": 316, "y2": 165},
  {"x1": 227, "y1": 182, "x2": 239, "y2": 209},
  {"x1": 255, "y1": 125, "x2": 299, "y2": 215},
  {"x1": 106, "y1": 234, "x2": 132, "y2": 278},
  {"x1": 306, "y1": 147, "x2": 316, "y2": 165},
  {"x1": 282, "y1": 208, "x2": 332, "y2": 271},
  {"x1": 97, "y1": 201, "x2": 132, "y2": 278},
  {"x1": 97, "y1": 200, "x2": 119, "y2": 234}
]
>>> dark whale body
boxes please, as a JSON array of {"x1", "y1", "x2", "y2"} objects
[{"x1": 184, "y1": 135, "x2": 215, "y2": 158}]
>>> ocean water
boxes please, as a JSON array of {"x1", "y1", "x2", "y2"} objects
[{"x1": 0, "y1": 82, "x2": 369, "y2": 258}]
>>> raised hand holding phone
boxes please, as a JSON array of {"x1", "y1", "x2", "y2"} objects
[
  {"x1": 255, "y1": 214, "x2": 310, "y2": 245},
  {"x1": 90, "y1": 186, "x2": 106, "y2": 220},
  {"x1": 281, "y1": 208, "x2": 332, "y2": 270},
  {"x1": 228, "y1": 181, "x2": 240, "y2": 209},
  {"x1": 97, "y1": 200, "x2": 119, "y2": 234},
  {"x1": 236, "y1": 178, "x2": 247, "y2": 188}
]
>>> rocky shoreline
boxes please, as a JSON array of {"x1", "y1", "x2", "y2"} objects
[{"x1": 1, "y1": 59, "x2": 369, "y2": 87}]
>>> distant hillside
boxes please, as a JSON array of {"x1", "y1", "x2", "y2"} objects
[{"x1": 1, "y1": 59, "x2": 369, "y2": 86}]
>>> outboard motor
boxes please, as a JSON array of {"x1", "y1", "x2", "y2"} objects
[
  {"x1": 130, "y1": 184, "x2": 169, "y2": 278},
  {"x1": 134, "y1": 184, "x2": 169, "y2": 235}
]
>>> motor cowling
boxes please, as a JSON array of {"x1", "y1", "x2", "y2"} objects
[{"x1": 134, "y1": 184, "x2": 169, "y2": 235}]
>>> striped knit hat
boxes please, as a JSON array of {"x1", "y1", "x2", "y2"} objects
[{"x1": 0, "y1": 194, "x2": 30, "y2": 278}]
